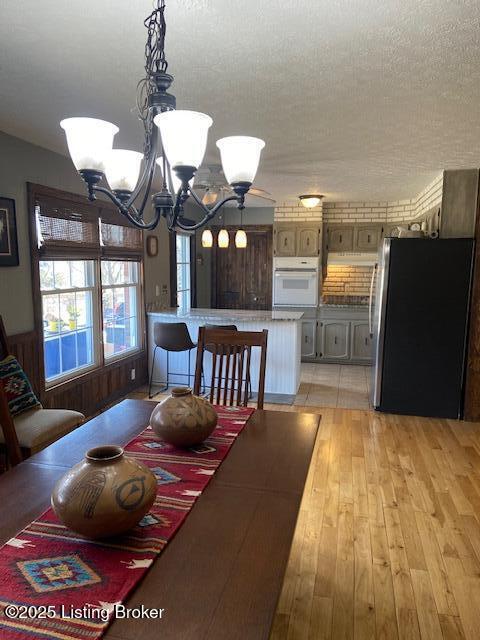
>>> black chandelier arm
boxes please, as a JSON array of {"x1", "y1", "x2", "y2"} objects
[
  {"x1": 125, "y1": 123, "x2": 159, "y2": 209},
  {"x1": 167, "y1": 190, "x2": 240, "y2": 232},
  {"x1": 92, "y1": 185, "x2": 161, "y2": 230}
]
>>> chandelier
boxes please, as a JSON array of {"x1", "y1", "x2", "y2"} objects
[{"x1": 59, "y1": 0, "x2": 265, "y2": 232}]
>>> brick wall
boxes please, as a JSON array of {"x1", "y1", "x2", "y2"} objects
[
  {"x1": 322, "y1": 265, "x2": 372, "y2": 300},
  {"x1": 273, "y1": 202, "x2": 323, "y2": 222},
  {"x1": 276, "y1": 172, "x2": 444, "y2": 226}
]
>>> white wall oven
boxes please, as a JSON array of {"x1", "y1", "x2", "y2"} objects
[{"x1": 273, "y1": 257, "x2": 319, "y2": 307}]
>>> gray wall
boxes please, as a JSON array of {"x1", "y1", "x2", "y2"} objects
[{"x1": 0, "y1": 131, "x2": 170, "y2": 334}]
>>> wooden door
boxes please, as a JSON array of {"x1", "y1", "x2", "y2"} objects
[
  {"x1": 244, "y1": 228, "x2": 272, "y2": 309},
  {"x1": 298, "y1": 227, "x2": 320, "y2": 256},
  {"x1": 212, "y1": 226, "x2": 272, "y2": 310}
]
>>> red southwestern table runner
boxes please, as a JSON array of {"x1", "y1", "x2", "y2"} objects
[{"x1": 0, "y1": 405, "x2": 254, "y2": 640}]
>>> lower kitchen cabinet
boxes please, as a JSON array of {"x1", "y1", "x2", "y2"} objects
[
  {"x1": 301, "y1": 319, "x2": 316, "y2": 358},
  {"x1": 319, "y1": 320, "x2": 350, "y2": 360},
  {"x1": 350, "y1": 321, "x2": 372, "y2": 361}
]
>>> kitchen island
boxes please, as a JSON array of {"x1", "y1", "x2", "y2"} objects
[{"x1": 147, "y1": 308, "x2": 303, "y2": 398}]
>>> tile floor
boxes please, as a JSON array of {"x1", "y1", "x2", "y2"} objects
[
  {"x1": 295, "y1": 363, "x2": 372, "y2": 409},
  {"x1": 136, "y1": 363, "x2": 373, "y2": 411}
]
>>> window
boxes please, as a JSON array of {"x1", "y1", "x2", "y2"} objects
[
  {"x1": 40, "y1": 260, "x2": 96, "y2": 382},
  {"x1": 176, "y1": 233, "x2": 191, "y2": 310},
  {"x1": 32, "y1": 185, "x2": 144, "y2": 387},
  {"x1": 101, "y1": 261, "x2": 141, "y2": 359}
]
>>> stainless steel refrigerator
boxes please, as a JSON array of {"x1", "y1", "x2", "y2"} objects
[{"x1": 371, "y1": 238, "x2": 474, "y2": 418}]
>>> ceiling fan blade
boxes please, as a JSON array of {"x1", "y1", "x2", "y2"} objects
[{"x1": 249, "y1": 187, "x2": 272, "y2": 197}]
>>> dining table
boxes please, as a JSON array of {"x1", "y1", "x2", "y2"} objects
[{"x1": 0, "y1": 399, "x2": 319, "y2": 640}]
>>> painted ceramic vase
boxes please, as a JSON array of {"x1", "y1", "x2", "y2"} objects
[
  {"x1": 150, "y1": 387, "x2": 218, "y2": 447},
  {"x1": 51, "y1": 445, "x2": 157, "y2": 539}
]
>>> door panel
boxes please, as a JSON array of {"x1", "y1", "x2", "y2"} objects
[
  {"x1": 328, "y1": 227, "x2": 354, "y2": 251},
  {"x1": 301, "y1": 320, "x2": 316, "y2": 358},
  {"x1": 212, "y1": 226, "x2": 272, "y2": 310},
  {"x1": 298, "y1": 228, "x2": 320, "y2": 256},
  {"x1": 274, "y1": 226, "x2": 296, "y2": 256},
  {"x1": 355, "y1": 226, "x2": 382, "y2": 251},
  {"x1": 351, "y1": 321, "x2": 373, "y2": 361},
  {"x1": 320, "y1": 320, "x2": 350, "y2": 360}
]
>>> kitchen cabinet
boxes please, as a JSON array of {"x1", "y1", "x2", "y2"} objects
[
  {"x1": 327, "y1": 226, "x2": 354, "y2": 251},
  {"x1": 325, "y1": 223, "x2": 384, "y2": 253},
  {"x1": 301, "y1": 319, "x2": 316, "y2": 359},
  {"x1": 350, "y1": 321, "x2": 372, "y2": 361},
  {"x1": 319, "y1": 320, "x2": 350, "y2": 360},
  {"x1": 354, "y1": 225, "x2": 383, "y2": 251},
  {"x1": 274, "y1": 223, "x2": 322, "y2": 257},
  {"x1": 274, "y1": 224, "x2": 297, "y2": 256},
  {"x1": 298, "y1": 227, "x2": 321, "y2": 256}
]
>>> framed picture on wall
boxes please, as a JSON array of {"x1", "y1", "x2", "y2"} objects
[{"x1": 0, "y1": 197, "x2": 19, "y2": 267}]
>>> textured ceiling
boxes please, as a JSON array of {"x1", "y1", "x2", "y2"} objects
[{"x1": 1, "y1": 0, "x2": 480, "y2": 205}]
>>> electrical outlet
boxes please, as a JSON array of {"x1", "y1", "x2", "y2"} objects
[{"x1": 130, "y1": 368, "x2": 136, "y2": 381}]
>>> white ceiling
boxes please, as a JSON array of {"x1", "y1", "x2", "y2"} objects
[{"x1": 1, "y1": 0, "x2": 480, "y2": 205}]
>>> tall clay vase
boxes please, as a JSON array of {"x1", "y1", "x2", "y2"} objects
[
  {"x1": 51, "y1": 445, "x2": 157, "y2": 539},
  {"x1": 150, "y1": 387, "x2": 218, "y2": 447}
]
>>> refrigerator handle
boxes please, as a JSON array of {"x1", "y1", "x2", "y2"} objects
[{"x1": 369, "y1": 263, "x2": 378, "y2": 337}]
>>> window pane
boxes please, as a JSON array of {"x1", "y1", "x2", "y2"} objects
[
  {"x1": 175, "y1": 234, "x2": 191, "y2": 310},
  {"x1": 101, "y1": 261, "x2": 140, "y2": 361},
  {"x1": 41, "y1": 259, "x2": 96, "y2": 382},
  {"x1": 101, "y1": 260, "x2": 138, "y2": 286}
]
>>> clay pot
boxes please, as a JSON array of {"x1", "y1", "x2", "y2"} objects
[
  {"x1": 150, "y1": 387, "x2": 217, "y2": 447},
  {"x1": 51, "y1": 445, "x2": 157, "y2": 539}
]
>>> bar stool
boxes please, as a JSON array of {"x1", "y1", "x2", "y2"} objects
[
  {"x1": 149, "y1": 322, "x2": 197, "y2": 398},
  {"x1": 204, "y1": 324, "x2": 252, "y2": 398}
]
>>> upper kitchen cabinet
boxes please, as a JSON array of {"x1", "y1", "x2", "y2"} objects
[
  {"x1": 325, "y1": 223, "x2": 384, "y2": 252},
  {"x1": 326, "y1": 226, "x2": 354, "y2": 251},
  {"x1": 354, "y1": 224, "x2": 384, "y2": 251},
  {"x1": 274, "y1": 224, "x2": 297, "y2": 256},
  {"x1": 273, "y1": 223, "x2": 322, "y2": 257},
  {"x1": 298, "y1": 227, "x2": 321, "y2": 256}
]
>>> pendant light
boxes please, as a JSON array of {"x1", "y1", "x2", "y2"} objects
[
  {"x1": 218, "y1": 228, "x2": 230, "y2": 249},
  {"x1": 201, "y1": 229, "x2": 213, "y2": 248},
  {"x1": 235, "y1": 209, "x2": 247, "y2": 248}
]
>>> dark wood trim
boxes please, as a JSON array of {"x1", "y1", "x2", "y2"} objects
[
  {"x1": 190, "y1": 234, "x2": 197, "y2": 308},
  {"x1": 25, "y1": 183, "x2": 148, "y2": 415},
  {"x1": 464, "y1": 178, "x2": 480, "y2": 421}
]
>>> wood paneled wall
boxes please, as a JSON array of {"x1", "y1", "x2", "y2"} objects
[{"x1": 8, "y1": 330, "x2": 148, "y2": 419}]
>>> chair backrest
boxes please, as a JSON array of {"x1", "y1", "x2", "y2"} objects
[
  {"x1": 153, "y1": 322, "x2": 195, "y2": 352},
  {"x1": 194, "y1": 327, "x2": 268, "y2": 409},
  {"x1": 0, "y1": 316, "x2": 23, "y2": 466},
  {"x1": 204, "y1": 324, "x2": 237, "y2": 355}
]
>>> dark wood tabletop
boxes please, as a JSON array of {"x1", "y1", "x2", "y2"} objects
[{"x1": 0, "y1": 400, "x2": 320, "y2": 640}]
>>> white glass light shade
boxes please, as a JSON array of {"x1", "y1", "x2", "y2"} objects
[
  {"x1": 201, "y1": 229, "x2": 213, "y2": 248},
  {"x1": 300, "y1": 195, "x2": 322, "y2": 208},
  {"x1": 60, "y1": 118, "x2": 119, "y2": 172},
  {"x1": 154, "y1": 110, "x2": 212, "y2": 169},
  {"x1": 218, "y1": 229, "x2": 229, "y2": 248},
  {"x1": 216, "y1": 136, "x2": 265, "y2": 184},
  {"x1": 235, "y1": 229, "x2": 247, "y2": 248},
  {"x1": 105, "y1": 150, "x2": 143, "y2": 192},
  {"x1": 155, "y1": 158, "x2": 193, "y2": 193}
]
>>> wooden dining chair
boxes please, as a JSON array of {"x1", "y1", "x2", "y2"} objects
[{"x1": 193, "y1": 327, "x2": 268, "y2": 409}]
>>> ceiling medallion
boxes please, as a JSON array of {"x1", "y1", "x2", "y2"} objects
[{"x1": 60, "y1": 0, "x2": 265, "y2": 231}]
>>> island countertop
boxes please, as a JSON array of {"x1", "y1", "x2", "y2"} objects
[{"x1": 147, "y1": 308, "x2": 304, "y2": 322}]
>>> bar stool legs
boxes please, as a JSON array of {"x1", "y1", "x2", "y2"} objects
[{"x1": 149, "y1": 347, "x2": 205, "y2": 399}]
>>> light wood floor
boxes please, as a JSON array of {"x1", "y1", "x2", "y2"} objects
[
  {"x1": 270, "y1": 405, "x2": 480, "y2": 640},
  {"x1": 128, "y1": 387, "x2": 480, "y2": 639}
]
